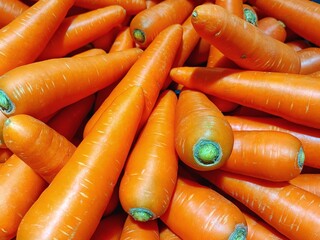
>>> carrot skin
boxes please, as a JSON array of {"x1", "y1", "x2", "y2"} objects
[
  {"x1": 0, "y1": 0, "x2": 28, "y2": 27},
  {"x1": 289, "y1": 173, "x2": 320, "y2": 197}
]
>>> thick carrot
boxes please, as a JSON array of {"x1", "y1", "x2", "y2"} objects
[
  {"x1": 289, "y1": 173, "x2": 320, "y2": 197},
  {"x1": 200, "y1": 170, "x2": 320, "y2": 240},
  {"x1": 120, "y1": 216, "x2": 160, "y2": 240},
  {"x1": 170, "y1": 66, "x2": 320, "y2": 129},
  {"x1": 225, "y1": 115, "x2": 320, "y2": 168},
  {"x1": 16, "y1": 86, "x2": 145, "y2": 240},
  {"x1": 191, "y1": 3, "x2": 301, "y2": 73},
  {"x1": 0, "y1": 0, "x2": 28, "y2": 27},
  {"x1": 119, "y1": 90, "x2": 178, "y2": 222},
  {"x1": 0, "y1": 155, "x2": 47, "y2": 240},
  {"x1": 83, "y1": 24, "x2": 183, "y2": 137},
  {"x1": 0, "y1": 48, "x2": 142, "y2": 120},
  {"x1": 72, "y1": 47, "x2": 107, "y2": 57},
  {"x1": 160, "y1": 176, "x2": 248, "y2": 239},
  {"x1": 37, "y1": 5, "x2": 127, "y2": 60},
  {"x1": 297, "y1": 47, "x2": 320, "y2": 74},
  {"x1": 0, "y1": 0, "x2": 75, "y2": 75},
  {"x1": 129, "y1": 0, "x2": 200, "y2": 48},
  {"x1": 109, "y1": 26, "x2": 135, "y2": 53},
  {"x1": 248, "y1": 0, "x2": 320, "y2": 46},
  {"x1": 257, "y1": 17, "x2": 287, "y2": 42}
]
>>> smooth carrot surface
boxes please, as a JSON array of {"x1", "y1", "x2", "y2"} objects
[
  {"x1": 0, "y1": 0, "x2": 28, "y2": 27},
  {"x1": 257, "y1": 17, "x2": 287, "y2": 42},
  {"x1": 289, "y1": 173, "x2": 320, "y2": 197},
  {"x1": 297, "y1": 47, "x2": 320, "y2": 74},
  {"x1": 159, "y1": 221, "x2": 182, "y2": 240},
  {"x1": 191, "y1": 3, "x2": 301, "y2": 73},
  {"x1": 16, "y1": 86, "x2": 145, "y2": 240}
]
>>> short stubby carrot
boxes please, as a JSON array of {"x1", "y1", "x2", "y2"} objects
[
  {"x1": 175, "y1": 89, "x2": 234, "y2": 171},
  {"x1": 191, "y1": 3, "x2": 301, "y2": 73}
]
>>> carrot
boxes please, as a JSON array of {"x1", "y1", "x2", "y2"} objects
[
  {"x1": 109, "y1": 26, "x2": 135, "y2": 53},
  {"x1": 119, "y1": 90, "x2": 178, "y2": 222},
  {"x1": 0, "y1": 154, "x2": 47, "y2": 240},
  {"x1": 216, "y1": 0, "x2": 244, "y2": 18},
  {"x1": 0, "y1": 148, "x2": 12, "y2": 163},
  {"x1": 207, "y1": 95, "x2": 239, "y2": 113},
  {"x1": 170, "y1": 66, "x2": 320, "y2": 129},
  {"x1": 286, "y1": 39, "x2": 312, "y2": 51},
  {"x1": 72, "y1": 47, "x2": 107, "y2": 57},
  {"x1": 185, "y1": 37, "x2": 211, "y2": 66},
  {"x1": 16, "y1": 86, "x2": 145, "y2": 240},
  {"x1": 175, "y1": 89, "x2": 234, "y2": 171},
  {"x1": 91, "y1": 26, "x2": 121, "y2": 52},
  {"x1": 257, "y1": 17, "x2": 287, "y2": 42},
  {"x1": 103, "y1": 181, "x2": 120, "y2": 217},
  {"x1": 83, "y1": 24, "x2": 183, "y2": 137},
  {"x1": 289, "y1": 173, "x2": 320, "y2": 197},
  {"x1": 159, "y1": 221, "x2": 182, "y2": 240},
  {"x1": 0, "y1": 0, "x2": 75, "y2": 75},
  {"x1": 160, "y1": 176, "x2": 248, "y2": 239},
  {"x1": 242, "y1": 3, "x2": 258, "y2": 26},
  {"x1": 297, "y1": 47, "x2": 320, "y2": 74},
  {"x1": 230, "y1": 105, "x2": 277, "y2": 117},
  {"x1": 120, "y1": 215, "x2": 160, "y2": 240},
  {"x1": 221, "y1": 130, "x2": 304, "y2": 181},
  {"x1": 0, "y1": 47, "x2": 142, "y2": 120},
  {"x1": 129, "y1": 0, "x2": 200, "y2": 48},
  {"x1": 225, "y1": 115, "x2": 320, "y2": 168},
  {"x1": 200, "y1": 170, "x2": 320, "y2": 240},
  {"x1": 248, "y1": 0, "x2": 320, "y2": 46},
  {"x1": 191, "y1": 3, "x2": 301, "y2": 73},
  {"x1": 0, "y1": 0, "x2": 28, "y2": 27},
  {"x1": 0, "y1": 111, "x2": 7, "y2": 149},
  {"x1": 146, "y1": 0, "x2": 163, "y2": 8}
]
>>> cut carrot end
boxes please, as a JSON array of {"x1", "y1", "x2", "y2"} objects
[
  {"x1": 298, "y1": 147, "x2": 305, "y2": 169},
  {"x1": 191, "y1": 10, "x2": 198, "y2": 18},
  {"x1": 129, "y1": 208, "x2": 155, "y2": 222},
  {"x1": 243, "y1": 9, "x2": 257, "y2": 26},
  {"x1": 229, "y1": 223, "x2": 247, "y2": 240},
  {"x1": 193, "y1": 139, "x2": 222, "y2": 167},
  {"x1": 132, "y1": 29, "x2": 146, "y2": 45},
  {"x1": 0, "y1": 90, "x2": 14, "y2": 115}
]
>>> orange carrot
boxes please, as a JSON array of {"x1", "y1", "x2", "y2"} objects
[
  {"x1": 185, "y1": 37, "x2": 211, "y2": 66},
  {"x1": 83, "y1": 24, "x2": 183, "y2": 137},
  {"x1": 16, "y1": 86, "x2": 145, "y2": 239},
  {"x1": 0, "y1": 0, "x2": 75, "y2": 75},
  {"x1": 289, "y1": 173, "x2": 320, "y2": 197},
  {"x1": 160, "y1": 176, "x2": 248, "y2": 239},
  {"x1": 103, "y1": 181, "x2": 120, "y2": 217},
  {"x1": 200, "y1": 170, "x2": 320, "y2": 240},
  {"x1": 0, "y1": 111, "x2": 7, "y2": 148},
  {"x1": 170, "y1": 66, "x2": 320, "y2": 129},
  {"x1": 0, "y1": 48, "x2": 142, "y2": 120},
  {"x1": 0, "y1": 0, "x2": 28, "y2": 27},
  {"x1": 119, "y1": 90, "x2": 178, "y2": 222},
  {"x1": 175, "y1": 89, "x2": 234, "y2": 171},
  {"x1": 146, "y1": 0, "x2": 163, "y2": 8},
  {"x1": 191, "y1": 3, "x2": 301, "y2": 73},
  {"x1": 286, "y1": 39, "x2": 312, "y2": 51},
  {"x1": 297, "y1": 47, "x2": 320, "y2": 74},
  {"x1": 120, "y1": 215, "x2": 160, "y2": 240},
  {"x1": 257, "y1": 17, "x2": 287, "y2": 42},
  {"x1": 159, "y1": 221, "x2": 182, "y2": 240},
  {"x1": 91, "y1": 26, "x2": 121, "y2": 52},
  {"x1": 207, "y1": 95, "x2": 239, "y2": 113},
  {"x1": 109, "y1": 26, "x2": 135, "y2": 53},
  {"x1": 0, "y1": 148, "x2": 12, "y2": 163}
]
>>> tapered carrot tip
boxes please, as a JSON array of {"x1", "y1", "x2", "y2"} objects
[
  {"x1": 298, "y1": 147, "x2": 305, "y2": 169},
  {"x1": 193, "y1": 139, "x2": 222, "y2": 167},
  {"x1": 0, "y1": 90, "x2": 14, "y2": 115},
  {"x1": 129, "y1": 208, "x2": 155, "y2": 222},
  {"x1": 229, "y1": 224, "x2": 247, "y2": 240},
  {"x1": 132, "y1": 29, "x2": 146, "y2": 45}
]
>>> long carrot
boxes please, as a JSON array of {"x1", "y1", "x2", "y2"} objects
[
  {"x1": 0, "y1": 0, "x2": 75, "y2": 75},
  {"x1": 201, "y1": 170, "x2": 320, "y2": 240},
  {"x1": 119, "y1": 90, "x2": 178, "y2": 222},
  {"x1": 257, "y1": 17, "x2": 287, "y2": 42},
  {"x1": 160, "y1": 176, "x2": 248, "y2": 239},
  {"x1": 37, "y1": 5, "x2": 127, "y2": 60},
  {"x1": 0, "y1": 48, "x2": 142, "y2": 120},
  {"x1": 289, "y1": 173, "x2": 320, "y2": 197},
  {"x1": 0, "y1": 0, "x2": 28, "y2": 27},
  {"x1": 16, "y1": 85, "x2": 145, "y2": 240},
  {"x1": 225, "y1": 115, "x2": 320, "y2": 168},
  {"x1": 129, "y1": 0, "x2": 200, "y2": 48},
  {"x1": 174, "y1": 89, "x2": 234, "y2": 171},
  {"x1": 170, "y1": 66, "x2": 320, "y2": 129},
  {"x1": 248, "y1": 0, "x2": 320, "y2": 46},
  {"x1": 191, "y1": 3, "x2": 301, "y2": 73},
  {"x1": 83, "y1": 24, "x2": 183, "y2": 137},
  {"x1": 220, "y1": 130, "x2": 304, "y2": 182},
  {"x1": 297, "y1": 47, "x2": 320, "y2": 74}
]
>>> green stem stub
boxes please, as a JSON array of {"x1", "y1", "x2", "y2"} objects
[
  {"x1": 243, "y1": 8, "x2": 258, "y2": 26},
  {"x1": 132, "y1": 29, "x2": 146, "y2": 45},
  {"x1": 228, "y1": 224, "x2": 248, "y2": 240},
  {"x1": 129, "y1": 208, "x2": 155, "y2": 222},
  {"x1": 193, "y1": 139, "x2": 222, "y2": 167},
  {"x1": 297, "y1": 147, "x2": 305, "y2": 169},
  {"x1": 0, "y1": 90, "x2": 14, "y2": 115}
]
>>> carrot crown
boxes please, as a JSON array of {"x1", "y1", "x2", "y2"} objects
[
  {"x1": 0, "y1": 90, "x2": 14, "y2": 115},
  {"x1": 193, "y1": 139, "x2": 223, "y2": 167}
]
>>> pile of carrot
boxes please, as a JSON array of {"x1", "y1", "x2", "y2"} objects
[{"x1": 0, "y1": 0, "x2": 320, "y2": 239}]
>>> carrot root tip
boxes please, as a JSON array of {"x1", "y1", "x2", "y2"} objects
[
  {"x1": 0, "y1": 90, "x2": 14, "y2": 115},
  {"x1": 193, "y1": 139, "x2": 222, "y2": 167},
  {"x1": 229, "y1": 223, "x2": 248, "y2": 240},
  {"x1": 132, "y1": 29, "x2": 146, "y2": 45},
  {"x1": 298, "y1": 147, "x2": 305, "y2": 169},
  {"x1": 129, "y1": 208, "x2": 155, "y2": 222}
]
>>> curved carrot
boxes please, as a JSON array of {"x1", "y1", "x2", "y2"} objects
[
  {"x1": 0, "y1": 0, "x2": 28, "y2": 27},
  {"x1": 119, "y1": 90, "x2": 178, "y2": 222},
  {"x1": 297, "y1": 47, "x2": 320, "y2": 74},
  {"x1": 248, "y1": 0, "x2": 320, "y2": 46},
  {"x1": 191, "y1": 3, "x2": 301, "y2": 73},
  {"x1": 0, "y1": 148, "x2": 12, "y2": 163},
  {"x1": 0, "y1": 155, "x2": 47, "y2": 240},
  {"x1": 175, "y1": 89, "x2": 234, "y2": 171},
  {"x1": 129, "y1": 0, "x2": 199, "y2": 48},
  {"x1": 0, "y1": 48, "x2": 142, "y2": 120},
  {"x1": 170, "y1": 66, "x2": 320, "y2": 129},
  {"x1": 289, "y1": 173, "x2": 320, "y2": 197},
  {"x1": 257, "y1": 17, "x2": 287, "y2": 42},
  {"x1": 160, "y1": 176, "x2": 248, "y2": 239},
  {"x1": 16, "y1": 86, "x2": 145, "y2": 240},
  {"x1": 242, "y1": 3, "x2": 258, "y2": 26},
  {"x1": 0, "y1": 0, "x2": 75, "y2": 75},
  {"x1": 120, "y1": 216, "x2": 160, "y2": 240},
  {"x1": 220, "y1": 130, "x2": 304, "y2": 182},
  {"x1": 225, "y1": 115, "x2": 320, "y2": 168},
  {"x1": 83, "y1": 24, "x2": 183, "y2": 137},
  {"x1": 200, "y1": 170, "x2": 320, "y2": 240}
]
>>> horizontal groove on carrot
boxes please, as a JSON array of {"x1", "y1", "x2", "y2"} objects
[
  {"x1": 129, "y1": 208, "x2": 155, "y2": 222},
  {"x1": 0, "y1": 90, "x2": 14, "y2": 115},
  {"x1": 229, "y1": 223, "x2": 248, "y2": 240},
  {"x1": 193, "y1": 139, "x2": 222, "y2": 167},
  {"x1": 298, "y1": 147, "x2": 305, "y2": 169}
]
